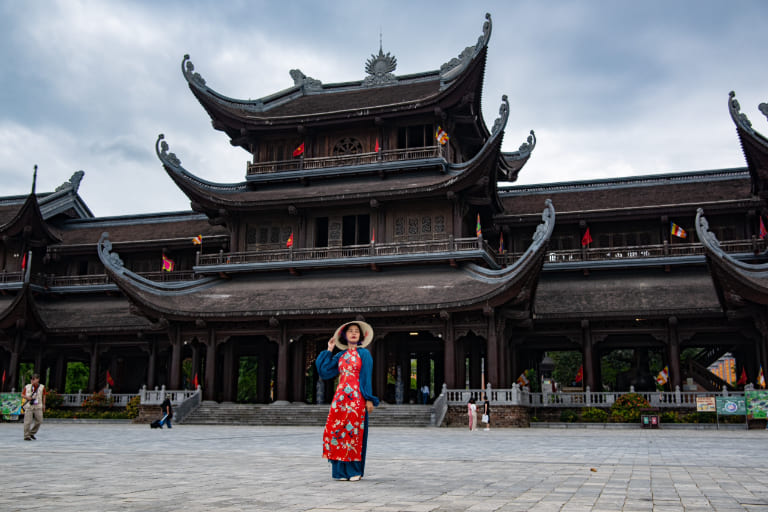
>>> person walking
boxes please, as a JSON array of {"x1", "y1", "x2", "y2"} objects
[
  {"x1": 482, "y1": 399, "x2": 491, "y2": 431},
  {"x1": 159, "y1": 395, "x2": 173, "y2": 428},
  {"x1": 22, "y1": 373, "x2": 45, "y2": 441},
  {"x1": 468, "y1": 398, "x2": 478, "y2": 432},
  {"x1": 316, "y1": 321, "x2": 379, "y2": 481}
]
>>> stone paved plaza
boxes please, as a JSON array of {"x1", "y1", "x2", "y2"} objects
[{"x1": 1, "y1": 422, "x2": 767, "y2": 511}]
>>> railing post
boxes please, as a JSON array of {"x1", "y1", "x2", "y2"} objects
[
  {"x1": 586, "y1": 385, "x2": 591, "y2": 405},
  {"x1": 511, "y1": 383, "x2": 520, "y2": 405},
  {"x1": 675, "y1": 385, "x2": 681, "y2": 404}
]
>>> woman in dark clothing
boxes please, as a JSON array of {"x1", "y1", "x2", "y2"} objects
[{"x1": 482, "y1": 399, "x2": 491, "y2": 431}]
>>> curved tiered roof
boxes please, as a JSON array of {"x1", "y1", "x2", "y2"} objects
[
  {"x1": 696, "y1": 207, "x2": 768, "y2": 309},
  {"x1": 96, "y1": 200, "x2": 555, "y2": 323},
  {"x1": 182, "y1": 14, "x2": 494, "y2": 145},
  {"x1": 156, "y1": 95, "x2": 512, "y2": 215},
  {"x1": 729, "y1": 91, "x2": 768, "y2": 203}
]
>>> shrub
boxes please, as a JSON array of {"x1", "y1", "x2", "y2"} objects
[
  {"x1": 610, "y1": 392, "x2": 650, "y2": 423},
  {"x1": 125, "y1": 395, "x2": 141, "y2": 419},
  {"x1": 81, "y1": 391, "x2": 114, "y2": 413},
  {"x1": 661, "y1": 411, "x2": 680, "y2": 423},
  {"x1": 44, "y1": 389, "x2": 63, "y2": 409},
  {"x1": 560, "y1": 409, "x2": 578, "y2": 423},
  {"x1": 681, "y1": 411, "x2": 716, "y2": 423},
  {"x1": 581, "y1": 408, "x2": 609, "y2": 423}
]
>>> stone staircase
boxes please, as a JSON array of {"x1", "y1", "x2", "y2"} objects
[{"x1": 181, "y1": 401, "x2": 435, "y2": 427}]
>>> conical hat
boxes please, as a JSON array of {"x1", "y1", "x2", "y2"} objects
[{"x1": 333, "y1": 321, "x2": 374, "y2": 350}]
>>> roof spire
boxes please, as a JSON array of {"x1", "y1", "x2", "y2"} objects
[{"x1": 32, "y1": 164, "x2": 37, "y2": 195}]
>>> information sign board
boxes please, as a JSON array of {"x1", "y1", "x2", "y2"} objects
[
  {"x1": 696, "y1": 396, "x2": 716, "y2": 412},
  {"x1": 715, "y1": 396, "x2": 746, "y2": 415},
  {"x1": 746, "y1": 390, "x2": 768, "y2": 419}
]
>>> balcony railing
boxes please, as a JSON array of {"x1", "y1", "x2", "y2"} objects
[
  {"x1": 247, "y1": 146, "x2": 443, "y2": 175},
  {"x1": 503, "y1": 239, "x2": 764, "y2": 266},
  {"x1": 0, "y1": 271, "x2": 23, "y2": 284},
  {"x1": 197, "y1": 237, "x2": 486, "y2": 267}
]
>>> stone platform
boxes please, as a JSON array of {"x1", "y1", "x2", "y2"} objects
[{"x1": 1, "y1": 422, "x2": 767, "y2": 511}]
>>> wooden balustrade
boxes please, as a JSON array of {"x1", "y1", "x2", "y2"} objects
[{"x1": 247, "y1": 146, "x2": 443, "y2": 175}]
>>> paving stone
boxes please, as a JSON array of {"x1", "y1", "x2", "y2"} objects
[{"x1": 1, "y1": 423, "x2": 768, "y2": 510}]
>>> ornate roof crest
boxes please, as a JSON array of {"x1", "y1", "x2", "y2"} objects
[
  {"x1": 760, "y1": 102, "x2": 768, "y2": 122},
  {"x1": 440, "y1": 13, "x2": 492, "y2": 79},
  {"x1": 290, "y1": 69, "x2": 323, "y2": 91},
  {"x1": 54, "y1": 170, "x2": 85, "y2": 193},
  {"x1": 363, "y1": 43, "x2": 398, "y2": 87},
  {"x1": 182, "y1": 55, "x2": 206, "y2": 87}
]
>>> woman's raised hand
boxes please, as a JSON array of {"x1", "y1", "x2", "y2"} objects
[{"x1": 327, "y1": 337, "x2": 335, "y2": 351}]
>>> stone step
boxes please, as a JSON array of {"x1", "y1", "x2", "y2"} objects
[{"x1": 182, "y1": 402, "x2": 434, "y2": 426}]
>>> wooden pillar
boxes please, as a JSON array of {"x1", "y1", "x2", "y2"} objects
[
  {"x1": 373, "y1": 337, "x2": 386, "y2": 399},
  {"x1": 223, "y1": 341, "x2": 237, "y2": 401},
  {"x1": 290, "y1": 338, "x2": 305, "y2": 403},
  {"x1": 667, "y1": 316, "x2": 681, "y2": 389},
  {"x1": 203, "y1": 330, "x2": 217, "y2": 401},
  {"x1": 147, "y1": 339, "x2": 157, "y2": 389},
  {"x1": 582, "y1": 320, "x2": 596, "y2": 390},
  {"x1": 443, "y1": 315, "x2": 456, "y2": 388},
  {"x1": 88, "y1": 342, "x2": 99, "y2": 392},
  {"x1": 8, "y1": 331, "x2": 22, "y2": 391},
  {"x1": 487, "y1": 310, "x2": 499, "y2": 387},
  {"x1": 169, "y1": 325, "x2": 183, "y2": 389},
  {"x1": 276, "y1": 325, "x2": 290, "y2": 402},
  {"x1": 53, "y1": 353, "x2": 66, "y2": 391},
  {"x1": 456, "y1": 336, "x2": 466, "y2": 389}
]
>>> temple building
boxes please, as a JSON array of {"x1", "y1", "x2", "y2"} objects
[{"x1": 2, "y1": 14, "x2": 767, "y2": 404}]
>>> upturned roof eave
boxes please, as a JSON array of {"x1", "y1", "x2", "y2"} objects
[
  {"x1": 181, "y1": 14, "x2": 492, "y2": 133},
  {"x1": 696, "y1": 207, "x2": 768, "y2": 307},
  {"x1": 96, "y1": 199, "x2": 554, "y2": 323},
  {"x1": 155, "y1": 95, "x2": 510, "y2": 213},
  {"x1": 0, "y1": 193, "x2": 63, "y2": 246}
]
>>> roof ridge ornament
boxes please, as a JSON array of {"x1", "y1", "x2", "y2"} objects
[
  {"x1": 363, "y1": 41, "x2": 398, "y2": 87},
  {"x1": 440, "y1": 13, "x2": 492, "y2": 79},
  {"x1": 54, "y1": 170, "x2": 84, "y2": 193},
  {"x1": 182, "y1": 55, "x2": 206, "y2": 87},
  {"x1": 729, "y1": 91, "x2": 754, "y2": 134},
  {"x1": 290, "y1": 69, "x2": 323, "y2": 91},
  {"x1": 760, "y1": 101, "x2": 768, "y2": 122},
  {"x1": 156, "y1": 134, "x2": 181, "y2": 167},
  {"x1": 491, "y1": 95, "x2": 509, "y2": 135}
]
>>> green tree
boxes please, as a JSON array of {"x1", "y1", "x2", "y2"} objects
[
  {"x1": 65, "y1": 362, "x2": 90, "y2": 393},
  {"x1": 237, "y1": 356, "x2": 259, "y2": 403},
  {"x1": 549, "y1": 351, "x2": 582, "y2": 385}
]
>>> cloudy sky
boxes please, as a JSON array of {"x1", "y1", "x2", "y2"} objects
[{"x1": 2, "y1": 0, "x2": 767, "y2": 217}]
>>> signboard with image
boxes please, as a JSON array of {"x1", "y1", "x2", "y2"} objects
[
  {"x1": 746, "y1": 390, "x2": 768, "y2": 419},
  {"x1": 716, "y1": 396, "x2": 746, "y2": 415}
]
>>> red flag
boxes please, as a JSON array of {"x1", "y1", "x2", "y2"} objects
[
  {"x1": 760, "y1": 218, "x2": 767, "y2": 240},
  {"x1": 374, "y1": 139, "x2": 380, "y2": 153},
  {"x1": 581, "y1": 228, "x2": 593, "y2": 246},
  {"x1": 371, "y1": 228, "x2": 375, "y2": 244},
  {"x1": 292, "y1": 142, "x2": 304, "y2": 157},
  {"x1": 193, "y1": 373, "x2": 199, "y2": 389},
  {"x1": 21, "y1": 253, "x2": 27, "y2": 270},
  {"x1": 575, "y1": 365, "x2": 583, "y2": 383},
  {"x1": 106, "y1": 370, "x2": 114, "y2": 387},
  {"x1": 737, "y1": 367, "x2": 748, "y2": 386},
  {"x1": 286, "y1": 232, "x2": 294, "y2": 248},
  {"x1": 1, "y1": 369, "x2": 5, "y2": 385}
]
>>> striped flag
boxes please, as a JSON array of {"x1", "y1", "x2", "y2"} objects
[
  {"x1": 670, "y1": 222, "x2": 687, "y2": 239},
  {"x1": 516, "y1": 371, "x2": 529, "y2": 387},
  {"x1": 498, "y1": 232, "x2": 505, "y2": 254},
  {"x1": 760, "y1": 218, "x2": 767, "y2": 240},
  {"x1": 759, "y1": 366, "x2": 765, "y2": 389},
  {"x1": 435, "y1": 126, "x2": 449, "y2": 145},
  {"x1": 192, "y1": 235, "x2": 202, "y2": 245},
  {"x1": 476, "y1": 214, "x2": 482, "y2": 238},
  {"x1": 656, "y1": 366, "x2": 669, "y2": 385},
  {"x1": 162, "y1": 254, "x2": 175, "y2": 272}
]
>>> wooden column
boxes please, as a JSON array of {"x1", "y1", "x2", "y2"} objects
[
  {"x1": 667, "y1": 316, "x2": 681, "y2": 389},
  {"x1": 203, "y1": 330, "x2": 217, "y2": 401},
  {"x1": 221, "y1": 341, "x2": 235, "y2": 401},
  {"x1": 54, "y1": 353, "x2": 66, "y2": 391},
  {"x1": 373, "y1": 337, "x2": 386, "y2": 400},
  {"x1": 581, "y1": 320, "x2": 596, "y2": 390},
  {"x1": 442, "y1": 315, "x2": 456, "y2": 388},
  {"x1": 487, "y1": 310, "x2": 499, "y2": 387},
  {"x1": 147, "y1": 339, "x2": 157, "y2": 389},
  {"x1": 276, "y1": 325, "x2": 290, "y2": 402},
  {"x1": 169, "y1": 325, "x2": 183, "y2": 390},
  {"x1": 8, "y1": 331, "x2": 22, "y2": 391},
  {"x1": 290, "y1": 338, "x2": 305, "y2": 403},
  {"x1": 88, "y1": 342, "x2": 99, "y2": 392}
]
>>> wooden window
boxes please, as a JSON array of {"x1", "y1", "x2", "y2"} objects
[{"x1": 342, "y1": 215, "x2": 370, "y2": 246}]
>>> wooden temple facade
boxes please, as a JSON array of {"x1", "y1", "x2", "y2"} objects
[{"x1": 2, "y1": 14, "x2": 768, "y2": 403}]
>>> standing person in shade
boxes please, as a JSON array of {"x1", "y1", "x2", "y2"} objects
[
  {"x1": 467, "y1": 397, "x2": 478, "y2": 432},
  {"x1": 22, "y1": 373, "x2": 45, "y2": 441},
  {"x1": 160, "y1": 395, "x2": 173, "y2": 428},
  {"x1": 316, "y1": 321, "x2": 379, "y2": 481},
  {"x1": 482, "y1": 398, "x2": 491, "y2": 431}
]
